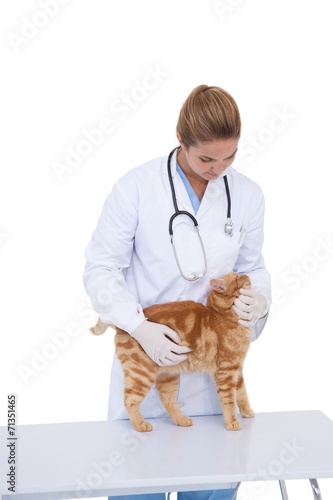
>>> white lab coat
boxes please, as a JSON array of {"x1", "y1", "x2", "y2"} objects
[{"x1": 83, "y1": 151, "x2": 271, "y2": 420}]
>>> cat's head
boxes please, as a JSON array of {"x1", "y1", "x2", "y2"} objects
[{"x1": 210, "y1": 272, "x2": 251, "y2": 299}]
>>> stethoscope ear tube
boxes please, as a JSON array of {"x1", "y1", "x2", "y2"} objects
[{"x1": 167, "y1": 146, "x2": 182, "y2": 215}]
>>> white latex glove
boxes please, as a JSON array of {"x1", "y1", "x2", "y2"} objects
[
  {"x1": 131, "y1": 320, "x2": 192, "y2": 367},
  {"x1": 232, "y1": 288, "x2": 269, "y2": 327}
]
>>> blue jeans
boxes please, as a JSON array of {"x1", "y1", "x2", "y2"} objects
[{"x1": 108, "y1": 489, "x2": 236, "y2": 499}]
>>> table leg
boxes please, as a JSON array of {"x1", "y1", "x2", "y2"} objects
[
  {"x1": 309, "y1": 478, "x2": 322, "y2": 499},
  {"x1": 279, "y1": 480, "x2": 290, "y2": 499},
  {"x1": 230, "y1": 482, "x2": 241, "y2": 500}
]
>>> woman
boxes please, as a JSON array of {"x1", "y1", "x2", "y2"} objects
[{"x1": 83, "y1": 85, "x2": 271, "y2": 500}]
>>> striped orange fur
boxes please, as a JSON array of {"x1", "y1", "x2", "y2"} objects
[{"x1": 91, "y1": 272, "x2": 254, "y2": 431}]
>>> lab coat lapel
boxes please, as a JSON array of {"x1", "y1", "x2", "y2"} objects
[
  {"x1": 196, "y1": 176, "x2": 226, "y2": 219},
  {"x1": 174, "y1": 175, "x2": 195, "y2": 213}
]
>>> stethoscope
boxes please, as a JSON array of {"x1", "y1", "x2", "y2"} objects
[{"x1": 167, "y1": 147, "x2": 233, "y2": 282}]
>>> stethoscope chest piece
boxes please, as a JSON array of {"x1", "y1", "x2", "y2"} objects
[{"x1": 224, "y1": 218, "x2": 233, "y2": 236}]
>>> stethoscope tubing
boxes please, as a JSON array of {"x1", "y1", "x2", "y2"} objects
[
  {"x1": 167, "y1": 146, "x2": 232, "y2": 233},
  {"x1": 167, "y1": 146, "x2": 232, "y2": 281}
]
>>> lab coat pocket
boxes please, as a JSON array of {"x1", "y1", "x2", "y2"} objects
[{"x1": 209, "y1": 221, "x2": 247, "y2": 276}]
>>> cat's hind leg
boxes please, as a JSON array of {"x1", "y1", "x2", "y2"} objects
[
  {"x1": 123, "y1": 365, "x2": 157, "y2": 432},
  {"x1": 236, "y1": 370, "x2": 254, "y2": 419},
  {"x1": 156, "y1": 372, "x2": 193, "y2": 427}
]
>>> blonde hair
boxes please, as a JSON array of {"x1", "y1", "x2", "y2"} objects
[{"x1": 176, "y1": 85, "x2": 241, "y2": 148}]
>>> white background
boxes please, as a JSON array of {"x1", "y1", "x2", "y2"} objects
[{"x1": 1, "y1": 1, "x2": 333, "y2": 498}]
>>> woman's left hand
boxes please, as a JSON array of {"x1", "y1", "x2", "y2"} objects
[{"x1": 232, "y1": 288, "x2": 268, "y2": 327}]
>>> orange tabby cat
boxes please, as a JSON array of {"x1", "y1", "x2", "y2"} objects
[{"x1": 91, "y1": 272, "x2": 255, "y2": 432}]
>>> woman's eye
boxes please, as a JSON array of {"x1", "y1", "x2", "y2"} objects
[{"x1": 200, "y1": 158, "x2": 211, "y2": 163}]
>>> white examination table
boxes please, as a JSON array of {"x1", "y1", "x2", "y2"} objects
[{"x1": 1, "y1": 411, "x2": 333, "y2": 499}]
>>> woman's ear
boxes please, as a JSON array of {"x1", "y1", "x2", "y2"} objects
[
  {"x1": 210, "y1": 278, "x2": 227, "y2": 293},
  {"x1": 176, "y1": 133, "x2": 185, "y2": 150}
]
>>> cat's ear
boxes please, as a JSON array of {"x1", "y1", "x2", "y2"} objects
[
  {"x1": 210, "y1": 278, "x2": 227, "y2": 293},
  {"x1": 237, "y1": 274, "x2": 251, "y2": 290}
]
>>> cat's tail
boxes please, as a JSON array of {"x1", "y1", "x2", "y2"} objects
[{"x1": 90, "y1": 318, "x2": 109, "y2": 336}]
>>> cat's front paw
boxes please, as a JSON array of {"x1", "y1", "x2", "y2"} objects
[
  {"x1": 175, "y1": 416, "x2": 193, "y2": 427},
  {"x1": 241, "y1": 408, "x2": 255, "y2": 418},
  {"x1": 226, "y1": 419, "x2": 241, "y2": 431},
  {"x1": 134, "y1": 421, "x2": 153, "y2": 432}
]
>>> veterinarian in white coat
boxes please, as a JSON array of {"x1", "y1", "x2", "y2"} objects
[{"x1": 83, "y1": 85, "x2": 271, "y2": 500}]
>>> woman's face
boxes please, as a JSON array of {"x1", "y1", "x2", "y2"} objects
[{"x1": 179, "y1": 138, "x2": 239, "y2": 182}]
